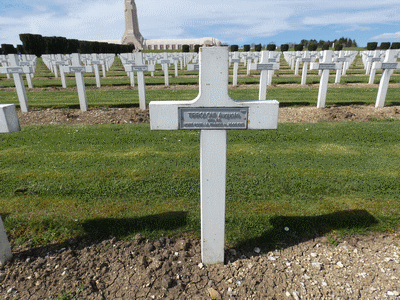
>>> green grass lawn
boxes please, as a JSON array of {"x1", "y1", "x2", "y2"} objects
[
  {"x1": 2, "y1": 86, "x2": 399, "y2": 109},
  {"x1": 1, "y1": 121, "x2": 399, "y2": 249}
]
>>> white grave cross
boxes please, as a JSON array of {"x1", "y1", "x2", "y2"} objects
[
  {"x1": 123, "y1": 52, "x2": 155, "y2": 110},
  {"x1": 150, "y1": 47, "x2": 279, "y2": 264},
  {"x1": 374, "y1": 50, "x2": 400, "y2": 108},
  {"x1": 62, "y1": 53, "x2": 93, "y2": 112},
  {"x1": 310, "y1": 50, "x2": 341, "y2": 108},
  {"x1": 250, "y1": 51, "x2": 280, "y2": 100},
  {"x1": 0, "y1": 54, "x2": 32, "y2": 112}
]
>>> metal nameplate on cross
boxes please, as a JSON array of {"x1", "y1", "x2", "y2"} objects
[{"x1": 149, "y1": 47, "x2": 279, "y2": 264}]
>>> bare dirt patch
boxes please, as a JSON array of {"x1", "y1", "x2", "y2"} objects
[
  {"x1": 1, "y1": 232, "x2": 399, "y2": 299},
  {"x1": 16, "y1": 104, "x2": 400, "y2": 127}
]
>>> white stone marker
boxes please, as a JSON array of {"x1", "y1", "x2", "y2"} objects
[
  {"x1": 334, "y1": 52, "x2": 348, "y2": 84},
  {"x1": 310, "y1": 50, "x2": 340, "y2": 108},
  {"x1": 53, "y1": 55, "x2": 68, "y2": 88},
  {"x1": 375, "y1": 50, "x2": 400, "y2": 108},
  {"x1": 0, "y1": 104, "x2": 21, "y2": 133},
  {"x1": 231, "y1": 52, "x2": 240, "y2": 86},
  {"x1": 368, "y1": 51, "x2": 383, "y2": 84},
  {"x1": 90, "y1": 54, "x2": 103, "y2": 88},
  {"x1": 149, "y1": 47, "x2": 279, "y2": 264},
  {"x1": 123, "y1": 52, "x2": 155, "y2": 110},
  {"x1": 300, "y1": 52, "x2": 316, "y2": 85},
  {"x1": 0, "y1": 54, "x2": 31, "y2": 113},
  {"x1": 0, "y1": 215, "x2": 12, "y2": 265},
  {"x1": 19, "y1": 56, "x2": 35, "y2": 89},
  {"x1": 62, "y1": 53, "x2": 93, "y2": 112},
  {"x1": 160, "y1": 54, "x2": 171, "y2": 86},
  {"x1": 249, "y1": 51, "x2": 280, "y2": 100}
]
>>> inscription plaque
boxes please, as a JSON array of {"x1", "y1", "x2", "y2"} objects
[
  {"x1": 382, "y1": 63, "x2": 399, "y2": 69},
  {"x1": 301, "y1": 58, "x2": 312, "y2": 62},
  {"x1": 256, "y1": 64, "x2": 275, "y2": 71},
  {"x1": 179, "y1": 107, "x2": 248, "y2": 130},
  {"x1": 7, "y1": 67, "x2": 23, "y2": 73},
  {"x1": 132, "y1": 66, "x2": 148, "y2": 72},
  {"x1": 161, "y1": 60, "x2": 171, "y2": 64},
  {"x1": 336, "y1": 58, "x2": 347, "y2": 62},
  {"x1": 70, "y1": 67, "x2": 86, "y2": 73},
  {"x1": 231, "y1": 59, "x2": 241, "y2": 63},
  {"x1": 371, "y1": 58, "x2": 382, "y2": 62},
  {"x1": 319, "y1": 63, "x2": 336, "y2": 70}
]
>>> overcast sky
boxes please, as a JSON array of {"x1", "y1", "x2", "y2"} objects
[{"x1": 1, "y1": 0, "x2": 399, "y2": 47}]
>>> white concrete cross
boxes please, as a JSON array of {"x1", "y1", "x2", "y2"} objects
[
  {"x1": 53, "y1": 54, "x2": 68, "y2": 88},
  {"x1": 145, "y1": 54, "x2": 156, "y2": 77},
  {"x1": 159, "y1": 53, "x2": 171, "y2": 86},
  {"x1": 374, "y1": 50, "x2": 400, "y2": 108},
  {"x1": 0, "y1": 54, "x2": 32, "y2": 112},
  {"x1": 310, "y1": 50, "x2": 341, "y2": 108},
  {"x1": 0, "y1": 55, "x2": 11, "y2": 79},
  {"x1": 172, "y1": 55, "x2": 181, "y2": 77},
  {"x1": 149, "y1": 47, "x2": 279, "y2": 264},
  {"x1": 120, "y1": 53, "x2": 137, "y2": 87},
  {"x1": 19, "y1": 55, "x2": 36, "y2": 89},
  {"x1": 231, "y1": 52, "x2": 241, "y2": 86},
  {"x1": 249, "y1": 51, "x2": 280, "y2": 100},
  {"x1": 299, "y1": 51, "x2": 316, "y2": 85},
  {"x1": 333, "y1": 51, "x2": 350, "y2": 84},
  {"x1": 123, "y1": 52, "x2": 155, "y2": 110},
  {"x1": 89, "y1": 54, "x2": 103, "y2": 88},
  {"x1": 62, "y1": 53, "x2": 93, "y2": 112},
  {"x1": 368, "y1": 51, "x2": 384, "y2": 84}
]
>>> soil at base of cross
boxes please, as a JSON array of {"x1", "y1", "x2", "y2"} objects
[
  {"x1": 1, "y1": 232, "x2": 399, "y2": 299},
  {"x1": 15, "y1": 105, "x2": 400, "y2": 126}
]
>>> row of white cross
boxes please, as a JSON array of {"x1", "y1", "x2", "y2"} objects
[{"x1": 1, "y1": 49, "x2": 399, "y2": 112}]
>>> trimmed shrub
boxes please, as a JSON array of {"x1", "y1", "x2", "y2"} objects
[
  {"x1": 367, "y1": 42, "x2": 378, "y2": 50},
  {"x1": 254, "y1": 44, "x2": 262, "y2": 52},
  {"x1": 182, "y1": 45, "x2": 190, "y2": 52},
  {"x1": 294, "y1": 44, "x2": 304, "y2": 51},
  {"x1": 19, "y1": 33, "x2": 45, "y2": 57},
  {"x1": 194, "y1": 45, "x2": 201, "y2": 53},
  {"x1": 391, "y1": 42, "x2": 400, "y2": 49},
  {"x1": 267, "y1": 44, "x2": 276, "y2": 51},
  {"x1": 1, "y1": 44, "x2": 17, "y2": 54},
  {"x1": 308, "y1": 43, "x2": 318, "y2": 51},
  {"x1": 380, "y1": 42, "x2": 391, "y2": 50},
  {"x1": 230, "y1": 45, "x2": 239, "y2": 52},
  {"x1": 280, "y1": 44, "x2": 289, "y2": 52},
  {"x1": 243, "y1": 44, "x2": 251, "y2": 52},
  {"x1": 16, "y1": 45, "x2": 25, "y2": 54}
]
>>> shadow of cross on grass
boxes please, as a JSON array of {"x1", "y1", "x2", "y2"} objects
[
  {"x1": 235, "y1": 210, "x2": 378, "y2": 252},
  {"x1": 82, "y1": 211, "x2": 188, "y2": 240}
]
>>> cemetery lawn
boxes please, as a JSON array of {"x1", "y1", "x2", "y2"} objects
[
  {"x1": 1, "y1": 87, "x2": 400, "y2": 109},
  {"x1": 1, "y1": 121, "x2": 399, "y2": 249}
]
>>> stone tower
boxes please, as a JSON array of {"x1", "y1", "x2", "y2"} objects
[{"x1": 121, "y1": 0, "x2": 144, "y2": 50}]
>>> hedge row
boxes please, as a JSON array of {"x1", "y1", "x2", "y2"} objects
[{"x1": 18, "y1": 34, "x2": 135, "y2": 57}]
